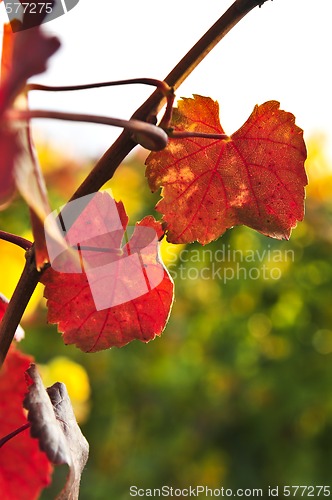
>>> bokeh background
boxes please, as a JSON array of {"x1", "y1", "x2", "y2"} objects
[
  {"x1": 1, "y1": 0, "x2": 332, "y2": 498},
  {"x1": 1, "y1": 134, "x2": 332, "y2": 498}
]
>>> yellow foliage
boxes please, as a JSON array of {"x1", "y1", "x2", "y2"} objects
[
  {"x1": 306, "y1": 134, "x2": 332, "y2": 201},
  {"x1": 0, "y1": 235, "x2": 44, "y2": 321},
  {"x1": 159, "y1": 238, "x2": 185, "y2": 267},
  {"x1": 35, "y1": 140, "x2": 87, "y2": 199},
  {"x1": 39, "y1": 356, "x2": 91, "y2": 423},
  {"x1": 106, "y1": 162, "x2": 145, "y2": 219}
]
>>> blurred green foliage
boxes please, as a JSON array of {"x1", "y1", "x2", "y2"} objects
[{"x1": 1, "y1": 140, "x2": 332, "y2": 499}]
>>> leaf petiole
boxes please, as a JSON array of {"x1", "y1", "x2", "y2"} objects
[
  {"x1": 0, "y1": 423, "x2": 31, "y2": 449},
  {"x1": 169, "y1": 130, "x2": 230, "y2": 141}
]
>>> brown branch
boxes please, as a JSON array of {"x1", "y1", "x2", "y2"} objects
[
  {"x1": 0, "y1": 248, "x2": 42, "y2": 367},
  {"x1": 0, "y1": 231, "x2": 32, "y2": 251}
]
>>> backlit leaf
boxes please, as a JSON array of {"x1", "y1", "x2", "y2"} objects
[
  {"x1": 146, "y1": 96, "x2": 307, "y2": 244},
  {"x1": 0, "y1": 21, "x2": 60, "y2": 114},
  {"x1": 42, "y1": 192, "x2": 174, "y2": 352},
  {"x1": 0, "y1": 22, "x2": 60, "y2": 266},
  {"x1": 0, "y1": 346, "x2": 53, "y2": 500}
]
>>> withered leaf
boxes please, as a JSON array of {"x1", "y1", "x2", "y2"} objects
[{"x1": 24, "y1": 364, "x2": 89, "y2": 500}]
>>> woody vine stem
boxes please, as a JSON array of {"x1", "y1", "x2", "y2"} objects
[{"x1": 0, "y1": 0, "x2": 271, "y2": 367}]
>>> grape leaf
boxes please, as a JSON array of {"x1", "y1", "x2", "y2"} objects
[
  {"x1": 42, "y1": 192, "x2": 174, "y2": 352},
  {"x1": 12, "y1": 0, "x2": 56, "y2": 32},
  {"x1": 146, "y1": 95, "x2": 307, "y2": 244},
  {"x1": 0, "y1": 22, "x2": 60, "y2": 267},
  {"x1": 0, "y1": 346, "x2": 53, "y2": 500},
  {"x1": 0, "y1": 21, "x2": 60, "y2": 114},
  {"x1": 24, "y1": 364, "x2": 89, "y2": 500}
]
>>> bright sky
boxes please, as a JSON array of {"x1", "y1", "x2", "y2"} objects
[{"x1": 2, "y1": 0, "x2": 332, "y2": 161}]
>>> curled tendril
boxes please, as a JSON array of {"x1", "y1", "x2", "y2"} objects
[{"x1": 5, "y1": 109, "x2": 168, "y2": 151}]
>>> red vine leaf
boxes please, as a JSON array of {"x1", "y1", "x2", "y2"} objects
[
  {"x1": 0, "y1": 21, "x2": 60, "y2": 266},
  {"x1": 24, "y1": 364, "x2": 89, "y2": 500},
  {"x1": 42, "y1": 192, "x2": 174, "y2": 352},
  {"x1": 146, "y1": 95, "x2": 307, "y2": 244},
  {"x1": 1, "y1": 21, "x2": 60, "y2": 114},
  {"x1": 12, "y1": 0, "x2": 56, "y2": 32},
  {"x1": 12, "y1": 23, "x2": 60, "y2": 84},
  {"x1": 0, "y1": 346, "x2": 53, "y2": 499}
]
